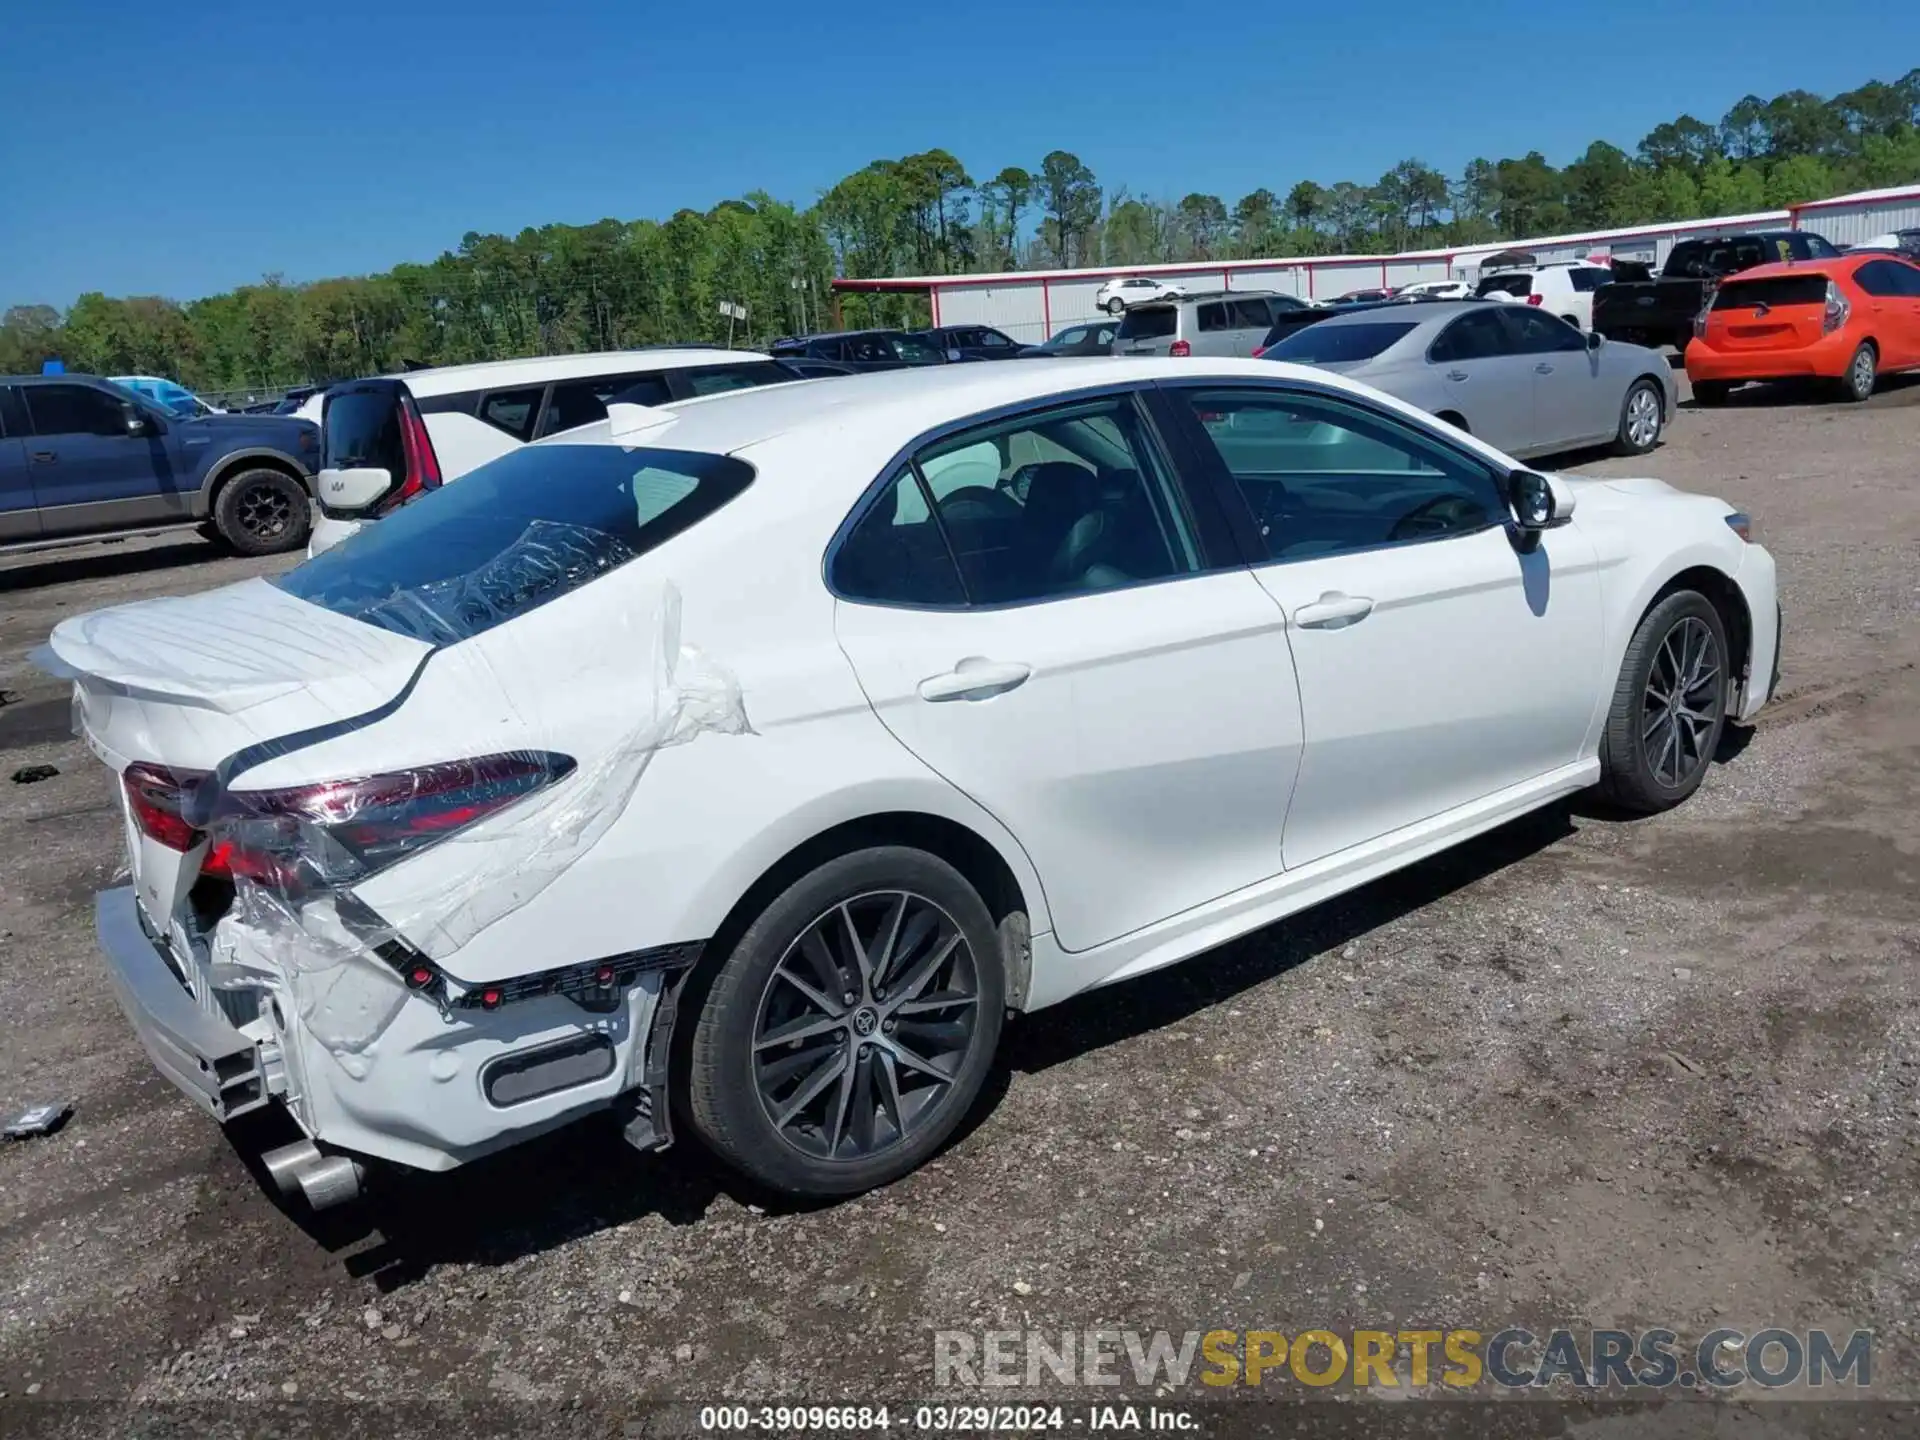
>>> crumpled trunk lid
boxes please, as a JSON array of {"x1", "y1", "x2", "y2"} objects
[{"x1": 44, "y1": 576, "x2": 434, "y2": 928}]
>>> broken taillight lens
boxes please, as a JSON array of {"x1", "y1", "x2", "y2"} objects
[
  {"x1": 206, "y1": 752, "x2": 576, "y2": 892},
  {"x1": 122, "y1": 762, "x2": 210, "y2": 852}
]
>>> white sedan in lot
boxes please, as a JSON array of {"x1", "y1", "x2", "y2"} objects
[{"x1": 50, "y1": 359, "x2": 1778, "y2": 1204}]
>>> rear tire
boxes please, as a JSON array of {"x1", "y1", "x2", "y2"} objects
[
  {"x1": 1106, "y1": 297, "x2": 1126, "y2": 316},
  {"x1": 1692, "y1": 381, "x2": 1730, "y2": 408},
  {"x1": 1838, "y1": 342, "x2": 1876, "y2": 403},
  {"x1": 1612, "y1": 379, "x2": 1664, "y2": 456},
  {"x1": 212, "y1": 468, "x2": 311, "y2": 556},
  {"x1": 1598, "y1": 590, "x2": 1729, "y2": 814},
  {"x1": 686, "y1": 846, "x2": 1005, "y2": 1198}
]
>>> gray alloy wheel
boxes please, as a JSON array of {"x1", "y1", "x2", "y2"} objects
[
  {"x1": 751, "y1": 891, "x2": 981, "y2": 1162},
  {"x1": 1615, "y1": 380, "x2": 1664, "y2": 456},
  {"x1": 1598, "y1": 590, "x2": 1729, "y2": 813},
  {"x1": 1640, "y1": 616, "x2": 1722, "y2": 788},
  {"x1": 685, "y1": 845, "x2": 1005, "y2": 1198},
  {"x1": 1841, "y1": 342, "x2": 1876, "y2": 403}
]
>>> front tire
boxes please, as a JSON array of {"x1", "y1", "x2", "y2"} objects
[
  {"x1": 1613, "y1": 379, "x2": 1664, "y2": 456},
  {"x1": 212, "y1": 468, "x2": 312, "y2": 556},
  {"x1": 1839, "y1": 342, "x2": 1876, "y2": 403},
  {"x1": 687, "y1": 847, "x2": 1004, "y2": 1198},
  {"x1": 1598, "y1": 591, "x2": 1729, "y2": 813}
]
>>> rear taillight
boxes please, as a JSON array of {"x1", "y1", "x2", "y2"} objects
[
  {"x1": 372, "y1": 396, "x2": 443, "y2": 517},
  {"x1": 1526, "y1": 294, "x2": 1544, "y2": 306},
  {"x1": 1822, "y1": 280, "x2": 1850, "y2": 335},
  {"x1": 1693, "y1": 304, "x2": 1711, "y2": 341},
  {"x1": 123, "y1": 762, "x2": 210, "y2": 853},
  {"x1": 1250, "y1": 345, "x2": 1267, "y2": 359},
  {"x1": 206, "y1": 752, "x2": 575, "y2": 892},
  {"x1": 1169, "y1": 340, "x2": 1192, "y2": 357}
]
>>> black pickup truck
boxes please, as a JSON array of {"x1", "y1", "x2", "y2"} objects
[{"x1": 1592, "y1": 230, "x2": 1846, "y2": 352}]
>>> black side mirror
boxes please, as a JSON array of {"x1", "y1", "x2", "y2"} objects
[
  {"x1": 1509, "y1": 470, "x2": 1575, "y2": 531},
  {"x1": 1586, "y1": 329, "x2": 1604, "y2": 350}
]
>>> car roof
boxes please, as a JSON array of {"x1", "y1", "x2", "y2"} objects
[
  {"x1": 2, "y1": 372, "x2": 118, "y2": 386},
  {"x1": 385, "y1": 348, "x2": 771, "y2": 397},
  {"x1": 547, "y1": 357, "x2": 1430, "y2": 459}
]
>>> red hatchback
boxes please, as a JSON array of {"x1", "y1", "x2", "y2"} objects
[{"x1": 1686, "y1": 252, "x2": 1920, "y2": 405}]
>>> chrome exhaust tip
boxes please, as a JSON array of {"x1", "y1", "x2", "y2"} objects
[
  {"x1": 258, "y1": 1139, "x2": 365, "y2": 1211},
  {"x1": 260, "y1": 1139, "x2": 322, "y2": 1199},
  {"x1": 295, "y1": 1154, "x2": 366, "y2": 1211}
]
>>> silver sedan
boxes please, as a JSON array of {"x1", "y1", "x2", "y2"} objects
[{"x1": 1259, "y1": 301, "x2": 1677, "y2": 458}]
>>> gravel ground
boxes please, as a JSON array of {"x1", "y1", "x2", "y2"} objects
[{"x1": 3, "y1": 374, "x2": 1919, "y2": 1431}]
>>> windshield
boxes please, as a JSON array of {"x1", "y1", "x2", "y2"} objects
[
  {"x1": 113, "y1": 379, "x2": 201, "y2": 418},
  {"x1": 1267, "y1": 321, "x2": 1419, "y2": 365},
  {"x1": 888, "y1": 334, "x2": 946, "y2": 364},
  {"x1": 277, "y1": 444, "x2": 754, "y2": 643}
]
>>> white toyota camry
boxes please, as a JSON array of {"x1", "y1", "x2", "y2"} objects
[{"x1": 48, "y1": 359, "x2": 1778, "y2": 1204}]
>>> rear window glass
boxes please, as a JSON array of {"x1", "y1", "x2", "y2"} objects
[
  {"x1": 1267, "y1": 321, "x2": 1419, "y2": 364},
  {"x1": 1712, "y1": 275, "x2": 1830, "y2": 309},
  {"x1": 277, "y1": 445, "x2": 753, "y2": 643},
  {"x1": 1666, "y1": 239, "x2": 1771, "y2": 279},
  {"x1": 1475, "y1": 275, "x2": 1533, "y2": 299},
  {"x1": 1117, "y1": 306, "x2": 1177, "y2": 340},
  {"x1": 322, "y1": 389, "x2": 404, "y2": 474}
]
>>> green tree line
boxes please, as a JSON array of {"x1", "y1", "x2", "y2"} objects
[{"x1": 4, "y1": 71, "x2": 1917, "y2": 394}]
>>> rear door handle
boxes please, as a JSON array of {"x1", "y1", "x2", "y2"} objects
[
  {"x1": 1535, "y1": 363, "x2": 1555, "y2": 374},
  {"x1": 918, "y1": 658, "x2": 1033, "y2": 702},
  {"x1": 1293, "y1": 592, "x2": 1375, "y2": 630},
  {"x1": 1445, "y1": 370, "x2": 1469, "y2": 382},
  {"x1": 29, "y1": 451, "x2": 55, "y2": 462}
]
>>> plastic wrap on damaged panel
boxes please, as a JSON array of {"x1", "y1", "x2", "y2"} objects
[{"x1": 202, "y1": 564, "x2": 750, "y2": 1052}]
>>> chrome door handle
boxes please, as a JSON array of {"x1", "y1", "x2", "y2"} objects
[
  {"x1": 29, "y1": 451, "x2": 55, "y2": 462},
  {"x1": 918, "y1": 658, "x2": 1033, "y2": 702},
  {"x1": 1293, "y1": 592, "x2": 1375, "y2": 630},
  {"x1": 1535, "y1": 363, "x2": 1554, "y2": 374},
  {"x1": 1445, "y1": 370, "x2": 1469, "y2": 382}
]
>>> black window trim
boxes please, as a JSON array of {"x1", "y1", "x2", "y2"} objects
[
  {"x1": 1149, "y1": 376, "x2": 1522, "y2": 570},
  {"x1": 822, "y1": 382, "x2": 1235, "y2": 614}
]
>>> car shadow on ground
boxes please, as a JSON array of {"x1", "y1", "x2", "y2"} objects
[
  {"x1": 1679, "y1": 372, "x2": 1920, "y2": 411},
  {"x1": 0, "y1": 535, "x2": 222, "y2": 591},
  {"x1": 287, "y1": 802, "x2": 1583, "y2": 1290}
]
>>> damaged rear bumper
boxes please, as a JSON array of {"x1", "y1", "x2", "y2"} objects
[
  {"x1": 93, "y1": 884, "x2": 693, "y2": 1175},
  {"x1": 96, "y1": 887, "x2": 269, "y2": 1121}
]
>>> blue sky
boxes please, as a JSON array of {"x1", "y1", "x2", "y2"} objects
[{"x1": 2, "y1": 0, "x2": 1914, "y2": 309}]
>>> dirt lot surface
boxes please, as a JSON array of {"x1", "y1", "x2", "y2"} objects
[{"x1": 3, "y1": 374, "x2": 1919, "y2": 1432}]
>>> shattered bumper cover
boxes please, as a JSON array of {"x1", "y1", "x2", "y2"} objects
[{"x1": 95, "y1": 886, "x2": 269, "y2": 1122}]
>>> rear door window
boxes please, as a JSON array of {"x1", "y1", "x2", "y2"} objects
[
  {"x1": 539, "y1": 372, "x2": 669, "y2": 437},
  {"x1": 322, "y1": 386, "x2": 405, "y2": 473},
  {"x1": 1429, "y1": 310, "x2": 1512, "y2": 362},
  {"x1": 1570, "y1": 268, "x2": 1611, "y2": 292},
  {"x1": 1853, "y1": 261, "x2": 1907, "y2": 298},
  {"x1": 479, "y1": 388, "x2": 543, "y2": 441},
  {"x1": 1117, "y1": 306, "x2": 1177, "y2": 340},
  {"x1": 1197, "y1": 302, "x2": 1231, "y2": 333},
  {"x1": 277, "y1": 445, "x2": 754, "y2": 642}
]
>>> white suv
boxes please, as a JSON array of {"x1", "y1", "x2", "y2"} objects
[
  {"x1": 300, "y1": 349, "x2": 805, "y2": 555},
  {"x1": 1474, "y1": 264, "x2": 1614, "y2": 330},
  {"x1": 1094, "y1": 276, "x2": 1188, "y2": 314}
]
